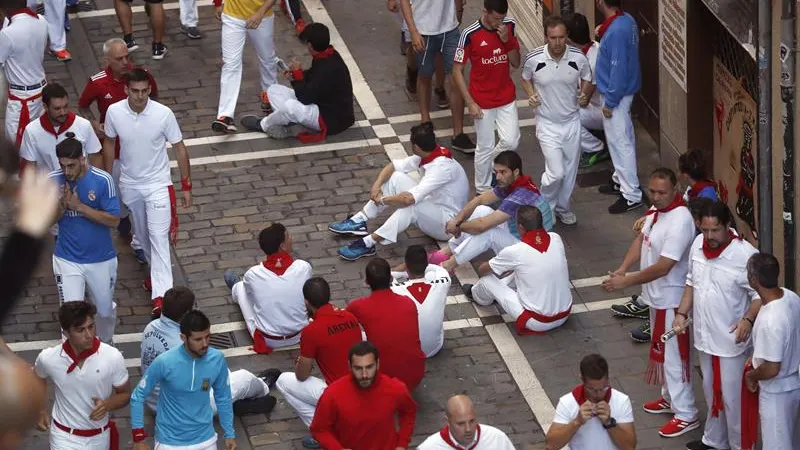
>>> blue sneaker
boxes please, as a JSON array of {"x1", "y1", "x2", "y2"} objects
[
  {"x1": 224, "y1": 269, "x2": 241, "y2": 289},
  {"x1": 133, "y1": 248, "x2": 147, "y2": 265},
  {"x1": 328, "y1": 216, "x2": 368, "y2": 236},
  {"x1": 302, "y1": 436, "x2": 321, "y2": 449},
  {"x1": 338, "y1": 239, "x2": 376, "y2": 261}
]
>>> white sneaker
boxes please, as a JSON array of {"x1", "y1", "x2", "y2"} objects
[{"x1": 557, "y1": 211, "x2": 577, "y2": 225}]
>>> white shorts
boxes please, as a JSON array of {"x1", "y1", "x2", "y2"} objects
[{"x1": 155, "y1": 435, "x2": 217, "y2": 450}]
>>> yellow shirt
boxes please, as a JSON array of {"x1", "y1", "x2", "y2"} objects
[{"x1": 224, "y1": 0, "x2": 273, "y2": 20}]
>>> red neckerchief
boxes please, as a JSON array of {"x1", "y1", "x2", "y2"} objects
[
  {"x1": 571, "y1": 383, "x2": 612, "y2": 404},
  {"x1": 521, "y1": 229, "x2": 550, "y2": 253},
  {"x1": 8, "y1": 8, "x2": 38, "y2": 20},
  {"x1": 505, "y1": 174, "x2": 540, "y2": 195},
  {"x1": 645, "y1": 193, "x2": 685, "y2": 225},
  {"x1": 580, "y1": 42, "x2": 593, "y2": 55},
  {"x1": 702, "y1": 230, "x2": 741, "y2": 259},
  {"x1": 688, "y1": 180, "x2": 718, "y2": 200},
  {"x1": 596, "y1": 9, "x2": 623, "y2": 41},
  {"x1": 439, "y1": 425, "x2": 482, "y2": 450},
  {"x1": 406, "y1": 281, "x2": 432, "y2": 304},
  {"x1": 263, "y1": 251, "x2": 294, "y2": 275},
  {"x1": 39, "y1": 112, "x2": 76, "y2": 137},
  {"x1": 62, "y1": 337, "x2": 101, "y2": 373},
  {"x1": 312, "y1": 46, "x2": 335, "y2": 60},
  {"x1": 420, "y1": 145, "x2": 453, "y2": 166}
]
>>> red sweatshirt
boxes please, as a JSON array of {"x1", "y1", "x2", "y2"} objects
[{"x1": 310, "y1": 373, "x2": 417, "y2": 450}]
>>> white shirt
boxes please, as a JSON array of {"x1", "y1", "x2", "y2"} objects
[
  {"x1": 242, "y1": 260, "x2": 312, "y2": 337},
  {"x1": 752, "y1": 288, "x2": 800, "y2": 393},
  {"x1": 417, "y1": 424, "x2": 516, "y2": 449},
  {"x1": 686, "y1": 233, "x2": 759, "y2": 357},
  {"x1": 34, "y1": 342, "x2": 128, "y2": 431},
  {"x1": 19, "y1": 115, "x2": 102, "y2": 172},
  {"x1": 0, "y1": 13, "x2": 47, "y2": 87},
  {"x1": 392, "y1": 264, "x2": 451, "y2": 357},
  {"x1": 522, "y1": 45, "x2": 591, "y2": 123},
  {"x1": 393, "y1": 154, "x2": 469, "y2": 218},
  {"x1": 488, "y1": 233, "x2": 572, "y2": 316},
  {"x1": 409, "y1": 0, "x2": 458, "y2": 36},
  {"x1": 584, "y1": 42, "x2": 603, "y2": 108},
  {"x1": 639, "y1": 206, "x2": 695, "y2": 309},
  {"x1": 104, "y1": 99, "x2": 182, "y2": 189},
  {"x1": 552, "y1": 388, "x2": 634, "y2": 450}
]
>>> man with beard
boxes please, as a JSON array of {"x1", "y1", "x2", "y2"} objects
[{"x1": 418, "y1": 394, "x2": 515, "y2": 449}]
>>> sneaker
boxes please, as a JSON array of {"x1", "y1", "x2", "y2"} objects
[
  {"x1": 643, "y1": 397, "x2": 673, "y2": 414},
  {"x1": 294, "y1": 18, "x2": 306, "y2": 35},
  {"x1": 608, "y1": 196, "x2": 645, "y2": 214},
  {"x1": 427, "y1": 250, "x2": 449, "y2": 266},
  {"x1": 328, "y1": 216, "x2": 368, "y2": 236},
  {"x1": 212, "y1": 116, "x2": 237, "y2": 133},
  {"x1": 124, "y1": 35, "x2": 139, "y2": 52},
  {"x1": 240, "y1": 115, "x2": 264, "y2": 132},
  {"x1": 630, "y1": 321, "x2": 651, "y2": 343},
  {"x1": 658, "y1": 417, "x2": 700, "y2": 438},
  {"x1": 405, "y1": 67, "x2": 418, "y2": 95},
  {"x1": 257, "y1": 368, "x2": 282, "y2": 389},
  {"x1": 461, "y1": 283, "x2": 474, "y2": 300},
  {"x1": 180, "y1": 24, "x2": 203, "y2": 39},
  {"x1": 556, "y1": 211, "x2": 577, "y2": 225},
  {"x1": 579, "y1": 149, "x2": 610, "y2": 169},
  {"x1": 302, "y1": 436, "x2": 321, "y2": 449},
  {"x1": 435, "y1": 87, "x2": 449, "y2": 109},
  {"x1": 53, "y1": 49, "x2": 72, "y2": 62},
  {"x1": 264, "y1": 124, "x2": 303, "y2": 139},
  {"x1": 685, "y1": 440, "x2": 716, "y2": 450},
  {"x1": 223, "y1": 269, "x2": 241, "y2": 289},
  {"x1": 117, "y1": 216, "x2": 132, "y2": 238},
  {"x1": 152, "y1": 43, "x2": 168, "y2": 60},
  {"x1": 233, "y1": 395, "x2": 277, "y2": 416},
  {"x1": 611, "y1": 295, "x2": 649, "y2": 318},
  {"x1": 134, "y1": 248, "x2": 147, "y2": 265},
  {"x1": 143, "y1": 277, "x2": 152, "y2": 291},
  {"x1": 598, "y1": 181, "x2": 621, "y2": 195},
  {"x1": 260, "y1": 91, "x2": 273, "y2": 114},
  {"x1": 338, "y1": 239, "x2": 376, "y2": 261},
  {"x1": 151, "y1": 296, "x2": 163, "y2": 318},
  {"x1": 451, "y1": 133, "x2": 476, "y2": 154}
]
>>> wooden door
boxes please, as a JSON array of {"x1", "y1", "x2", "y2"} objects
[{"x1": 622, "y1": 0, "x2": 660, "y2": 142}]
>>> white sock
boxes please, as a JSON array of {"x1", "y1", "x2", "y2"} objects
[
  {"x1": 362, "y1": 235, "x2": 376, "y2": 248},
  {"x1": 351, "y1": 211, "x2": 369, "y2": 223}
]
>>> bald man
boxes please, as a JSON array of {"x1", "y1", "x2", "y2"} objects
[
  {"x1": 0, "y1": 342, "x2": 47, "y2": 450},
  {"x1": 418, "y1": 394, "x2": 516, "y2": 449}
]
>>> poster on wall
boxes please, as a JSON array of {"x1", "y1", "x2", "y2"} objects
[{"x1": 712, "y1": 57, "x2": 759, "y2": 245}]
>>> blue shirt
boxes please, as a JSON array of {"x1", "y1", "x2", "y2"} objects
[
  {"x1": 595, "y1": 12, "x2": 642, "y2": 109},
  {"x1": 49, "y1": 167, "x2": 119, "y2": 263},
  {"x1": 131, "y1": 345, "x2": 235, "y2": 445},
  {"x1": 493, "y1": 185, "x2": 554, "y2": 238},
  {"x1": 140, "y1": 316, "x2": 182, "y2": 412}
]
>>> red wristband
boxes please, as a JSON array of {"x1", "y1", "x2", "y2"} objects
[
  {"x1": 291, "y1": 69, "x2": 304, "y2": 81},
  {"x1": 132, "y1": 428, "x2": 148, "y2": 443},
  {"x1": 503, "y1": 36, "x2": 519, "y2": 52},
  {"x1": 181, "y1": 177, "x2": 192, "y2": 191}
]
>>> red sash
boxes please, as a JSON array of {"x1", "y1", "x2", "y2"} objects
[
  {"x1": 710, "y1": 355, "x2": 724, "y2": 417},
  {"x1": 645, "y1": 309, "x2": 691, "y2": 385},
  {"x1": 8, "y1": 90, "x2": 44, "y2": 148},
  {"x1": 438, "y1": 425, "x2": 482, "y2": 449},
  {"x1": 515, "y1": 305, "x2": 571, "y2": 336},
  {"x1": 741, "y1": 362, "x2": 759, "y2": 450}
]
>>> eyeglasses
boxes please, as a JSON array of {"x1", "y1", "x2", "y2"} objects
[{"x1": 584, "y1": 385, "x2": 610, "y2": 394}]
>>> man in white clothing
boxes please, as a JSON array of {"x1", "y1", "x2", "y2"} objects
[
  {"x1": 224, "y1": 223, "x2": 312, "y2": 354},
  {"x1": 547, "y1": 354, "x2": 636, "y2": 450},
  {"x1": 462, "y1": 205, "x2": 571, "y2": 335},
  {"x1": 391, "y1": 245, "x2": 451, "y2": 357},
  {"x1": 418, "y1": 394, "x2": 516, "y2": 449},
  {"x1": 673, "y1": 201, "x2": 760, "y2": 450},
  {"x1": 744, "y1": 253, "x2": 800, "y2": 450},
  {"x1": 32, "y1": 0, "x2": 72, "y2": 61}
]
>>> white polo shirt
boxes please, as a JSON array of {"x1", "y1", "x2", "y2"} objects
[
  {"x1": 19, "y1": 114, "x2": 102, "y2": 172},
  {"x1": 687, "y1": 233, "x2": 759, "y2": 357},
  {"x1": 585, "y1": 42, "x2": 603, "y2": 108},
  {"x1": 522, "y1": 45, "x2": 591, "y2": 123},
  {"x1": 552, "y1": 388, "x2": 634, "y2": 450},
  {"x1": 104, "y1": 99, "x2": 182, "y2": 189},
  {"x1": 409, "y1": 0, "x2": 458, "y2": 36},
  {"x1": 391, "y1": 264, "x2": 451, "y2": 357},
  {"x1": 0, "y1": 13, "x2": 47, "y2": 87},
  {"x1": 242, "y1": 259, "x2": 312, "y2": 337},
  {"x1": 392, "y1": 153, "x2": 469, "y2": 218},
  {"x1": 752, "y1": 288, "x2": 800, "y2": 393},
  {"x1": 34, "y1": 342, "x2": 128, "y2": 431},
  {"x1": 488, "y1": 232, "x2": 572, "y2": 316},
  {"x1": 417, "y1": 424, "x2": 516, "y2": 449},
  {"x1": 639, "y1": 206, "x2": 695, "y2": 309}
]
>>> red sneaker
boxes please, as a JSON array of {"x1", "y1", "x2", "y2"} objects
[
  {"x1": 151, "y1": 296, "x2": 163, "y2": 318},
  {"x1": 643, "y1": 396, "x2": 673, "y2": 414},
  {"x1": 142, "y1": 277, "x2": 152, "y2": 291},
  {"x1": 658, "y1": 417, "x2": 701, "y2": 438}
]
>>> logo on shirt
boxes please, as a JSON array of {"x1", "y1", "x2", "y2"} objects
[
  {"x1": 480, "y1": 40, "x2": 488, "y2": 46},
  {"x1": 87, "y1": 190, "x2": 96, "y2": 201},
  {"x1": 493, "y1": 47, "x2": 501, "y2": 55},
  {"x1": 201, "y1": 378, "x2": 210, "y2": 391},
  {"x1": 454, "y1": 48, "x2": 465, "y2": 63},
  {"x1": 104, "y1": 93, "x2": 113, "y2": 99},
  {"x1": 481, "y1": 52, "x2": 508, "y2": 65}
]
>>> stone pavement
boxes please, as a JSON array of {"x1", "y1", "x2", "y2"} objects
[{"x1": 3, "y1": 0, "x2": 719, "y2": 448}]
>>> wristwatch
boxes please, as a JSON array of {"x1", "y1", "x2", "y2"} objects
[{"x1": 602, "y1": 417, "x2": 617, "y2": 429}]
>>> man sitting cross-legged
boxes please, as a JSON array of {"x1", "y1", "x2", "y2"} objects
[
  {"x1": 224, "y1": 223, "x2": 312, "y2": 354},
  {"x1": 462, "y1": 205, "x2": 572, "y2": 334},
  {"x1": 429, "y1": 150, "x2": 554, "y2": 272},
  {"x1": 329, "y1": 123, "x2": 469, "y2": 261}
]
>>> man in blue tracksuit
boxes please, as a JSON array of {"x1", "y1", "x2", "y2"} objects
[
  {"x1": 131, "y1": 310, "x2": 237, "y2": 450},
  {"x1": 595, "y1": 0, "x2": 644, "y2": 215}
]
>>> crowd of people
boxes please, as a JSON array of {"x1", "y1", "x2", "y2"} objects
[{"x1": 0, "y1": 0, "x2": 798, "y2": 449}]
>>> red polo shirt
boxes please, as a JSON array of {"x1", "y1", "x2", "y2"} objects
[{"x1": 299, "y1": 304, "x2": 363, "y2": 384}]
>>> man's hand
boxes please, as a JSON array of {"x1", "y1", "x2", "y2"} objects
[
  {"x1": 595, "y1": 400, "x2": 611, "y2": 423},
  {"x1": 528, "y1": 92, "x2": 541, "y2": 108},
  {"x1": 602, "y1": 272, "x2": 628, "y2": 292},
  {"x1": 245, "y1": 11, "x2": 264, "y2": 29},
  {"x1": 133, "y1": 442, "x2": 149, "y2": 450},
  {"x1": 91, "y1": 120, "x2": 105, "y2": 139},
  {"x1": 744, "y1": 370, "x2": 759, "y2": 393},
  {"x1": 632, "y1": 216, "x2": 646, "y2": 233},
  {"x1": 671, "y1": 314, "x2": 688, "y2": 334},
  {"x1": 36, "y1": 410, "x2": 49, "y2": 431},
  {"x1": 467, "y1": 101, "x2": 483, "y2": 119},
  {"x1": 731, "y1": 319, "x2": 753, "y2": 343},
  {"x1": 575, "y1": 400, "x2": 593, "y2": 425},
  {"x1": 182, "y1": 190, "x2": 192, "y2": 208},
  {"x1": 410, "y1": 31, "x2": 425, "y2": 53},
  {"x1": 602, "y1": 106, "x2": 613, "y2": 118},
  {"x1": 63, "y1": 185, "x2": 82, "y2": 211},
  {"x1": 16, "y1": 167, "x2": 60, "y2": 237},
  {"x1": 578, "y1": 92, "x2": 590, "y2": 108},
  {"x1": 370, "y1": 184, "x2": 383, "y2": 204},
  {"x1": 445, "y1": 219, "x2": 461, "y2": 237},
  {"x1": 89, "y1": 397, "x2": 108, "y2": 421},
  {"x1": 496, "y1": 23, "x2": 509, "y2": 43},
  {"x1": 214, "y1": 6, "x2": 223, "y2": 20},
  {"x1": 386, "y1": 0, "x2": 397, "y2": 12},
  {"x1": 225, "y1": 438, "x2": 237, "y2": 450}
]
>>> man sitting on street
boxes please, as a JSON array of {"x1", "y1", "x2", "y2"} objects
[
  {"x1": 224, "y1": 223, "x2": 312, "y2": 354},
  {"x1": 329, "y1": 123, "x2": 469, "y2": 261}
]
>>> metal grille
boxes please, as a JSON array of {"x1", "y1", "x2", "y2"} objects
[
  {"x1": 210, "y1": 332, "x2": 237, "y2": 350},
  {"x1": 711, "y1": 16, "x2": 758, "y2": 99}
]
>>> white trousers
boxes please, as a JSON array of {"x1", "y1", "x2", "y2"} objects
[
  {"x1": 448, "y1": 205, "x2": 518, "y2": 265},
  {"x1": 231, "y1": 282, "x2": 301, "y2": 349},
  {"x1": 579, "y1": 103, "x2": 604, "y2": 154},
  {"x1": 53, "y1": 255, "x2": 117, "y2": 343},
  {"x1": 112, "y1": 159, "x2": 142, "y2": 251},
  {"x1": 471, "y1": 274, "x2": 567, "y2": 332},
  {"x1": 259, "y1": 84, "x2": 321, "y2": 131},
  {"x1": 155, "y1": 435, "x2": 217, "y2": 450},
  {"x1": 28, "y1": 0, "x2": 66, "y2": 51},
  {"x1": 120, "y1": 186, "x2": 173, "y2": 300},
  {"x1": 473, "y1": 101, "x2": 520, "y2": 193},
  {"x1": 218, "y1": 13, "x2": 277, "y2": 118},
  {"x1": 537, "y1": 116, "x2": 581, "y2": 215},
  {"x1": 759, "y1": 387, "x2": 800, "y2": 450},
  {"x1": 650, "y1": 308, "x2": 698, "y2": 422},
  {"x1": 698, "y1": 350, "x2": 747, "y2": 450},
  {"x1": 275, "y1": 372, "x2": 327, "y2": 426},
  {"x1": 601, "y1": 94, "x2": 641, "y2": 202},
  {"x1": 360, "y1": 172, "x2": 454, "y2": 243},
  {"x1": 178, "y1": 0, "x2": 198, "y2": 27},
  {"x1": 209, "y1": 369, "x2": 270, "y2": 414},
  {"x1": 5, "y1": 88, "x2": 44, "y2": 145},
  {"x1": 49, "y1": 422, "x2": 109, "y2": 450}
]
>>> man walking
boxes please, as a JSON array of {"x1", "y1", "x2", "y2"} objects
[
  {"x1": 36, "y1": 0, "x2": 72, "y2": 61},
  {"x1": 113, "y1": 0, "x2": 168, "y2": 58},
  {"x1": 418, "y1": 394, "x2": 516, "y2": 449}
]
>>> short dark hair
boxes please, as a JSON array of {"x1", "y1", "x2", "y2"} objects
[
  {"x1": 516, "y1": 205, "x2": 543, "y2": 232},
  {"x1": 162, "y1": 286, "x2": 196, "y2": 322},
  {"x1": 349, "y1": 340, "x2": 379, "y2": 363},
  {"x1": 180, "y1": 310, "x2": 211, "y2": 338},
  {"x1": 698, "y1": 200, "x2": 733, "y2": 227},
  {"x1": 404, "y1": 245, "x2": 428, "y2": 277},
  {"x1": 747, "y1": 253, "x2": 781, "y2": 289},
  {"x1": 303, "y1": 277, "x2": 331, "y2": 308},
  {"x1": 543, "y1": 15, "x2": 567, "y2": 35},
  {"x1": 299, "y1": 23, "x2": 330, "y2": 52},
  {"x1": 483, "y1": 0, "x2": 508, "y2": 14},
  {"x1": 3, "y1": 0, "x2": 28, "y2": 9},
  {"x1": 687, "y1": 197, "x2": 716, "y2": 221},
  {"x1": 365, "y1": 258, "x2": 392, "y2": 291},
  {"x1": 678, "y1": 148, "x2": 711, "y2": 182},
  {"x1": 42, "y1": 83, "x2": 68, "y2": 106},
  {"x1": 125, "y1": 68, "x2": 150, "y2": 86},
  {"x1": 58, "y1": 301, "x2": 96, "y2": 331},
  {"x1": 602, "y1": 0, "x2": 622, "y2": 8},
  {"x1": 564, "y1": 13, "x2": 591, "y2": 45},
  {"x1": 650, "y1": 167, "x2": 678, "y2": 187},
  {"x1": 258, "y1": 223, "x2": 287, "y2": 255},
  {"x1": 55, "y1": 132, "x2": 83, "y2": 160},
  {"x1": 494, "y1": 150, "x2": 522, "y2": 174},
  {"x1": 579, "y1": 354, "x2": 609, "y2": 381},
  {"x1": 410, "y1": 123, "x2": 436, "y2": 152}
]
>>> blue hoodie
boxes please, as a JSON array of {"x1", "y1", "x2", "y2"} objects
[
  {"x1": 130, "y1": 345, "x2": 235, "y2": 446},
  {"x1": 140, "y1": 316, "x2": 183, "y2": 412},
  {"x1": 595, "y1": 12, "x2": 642, "y2": 109}
]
